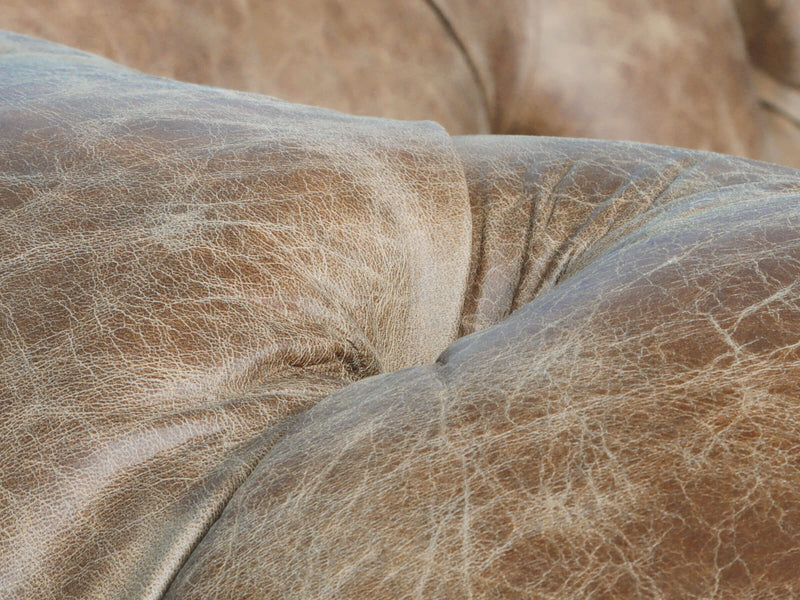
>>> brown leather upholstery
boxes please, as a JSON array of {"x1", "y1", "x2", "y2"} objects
[
  {"x1": 2, "y1": 31, "x2": 800, "y2": 598},
  {"x1": 168, "y1": 138, "x2": 800, "y2": 598},
  {"x1": 0, "y1": 31, "x2": 471, "y2": 598},
  {"x1": 2, "y1": 0, "x2": 800, "y2": 167}
]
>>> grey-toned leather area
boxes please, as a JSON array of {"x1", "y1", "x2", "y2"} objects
[
  {"x1": 3, "y1": 29, "x2": 800, "y2": 600},
  {"x1": 0, "y1": 32, "x2": 471, "y2": 599}
]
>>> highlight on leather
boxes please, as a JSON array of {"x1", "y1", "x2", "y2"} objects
[{"x1": 2, "y1": 29, "x2": 800, "y2": 599}]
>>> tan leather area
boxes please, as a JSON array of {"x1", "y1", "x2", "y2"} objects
[
  {"x1": 454, "y1": 135, "x2": 800, "y2": 335},
  {"x1": 736, "y1": 0, "x2": 800, "y2": 86},
  {"x1": 0, "y1": 0, "x2": 489, "y2": 134},
  {"x1": 1, "y1": 0, "x2": 800, "y2": 167}
]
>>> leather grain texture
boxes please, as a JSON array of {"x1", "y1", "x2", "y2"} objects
[
  {"x1": 0, "y1": 31, "x2": 471, "y2": 599},
  {"x1": 2, "y1": 28, "x2": 800, "y2": 600},
  {"x1": 167, "y1": 137, "x2": 800, "y2": 599}
]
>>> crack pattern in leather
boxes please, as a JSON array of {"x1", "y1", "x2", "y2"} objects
[
  {"x1": 0, "y1": 32, "x2": 471, "y2": 599},
  {"x1": 2, "y1": 30, "x2": 800, "y2": 600},
  {"x1": 167, "y1": 139, "x2": 800, "y2": 598}
]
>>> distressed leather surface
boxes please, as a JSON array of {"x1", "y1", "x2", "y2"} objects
[
  {"x1": 3, "y1": 0, "x2": 800, "y2": 168},
  {"x1": 0, "y1": 32, "x2": 471, "y2": 599},
  {"x1": 3, "y1": 31, "x2": 800, "y2": 599},
  {"x1": 166, "y1": 138, "x2": 800, "y2": 599}
]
